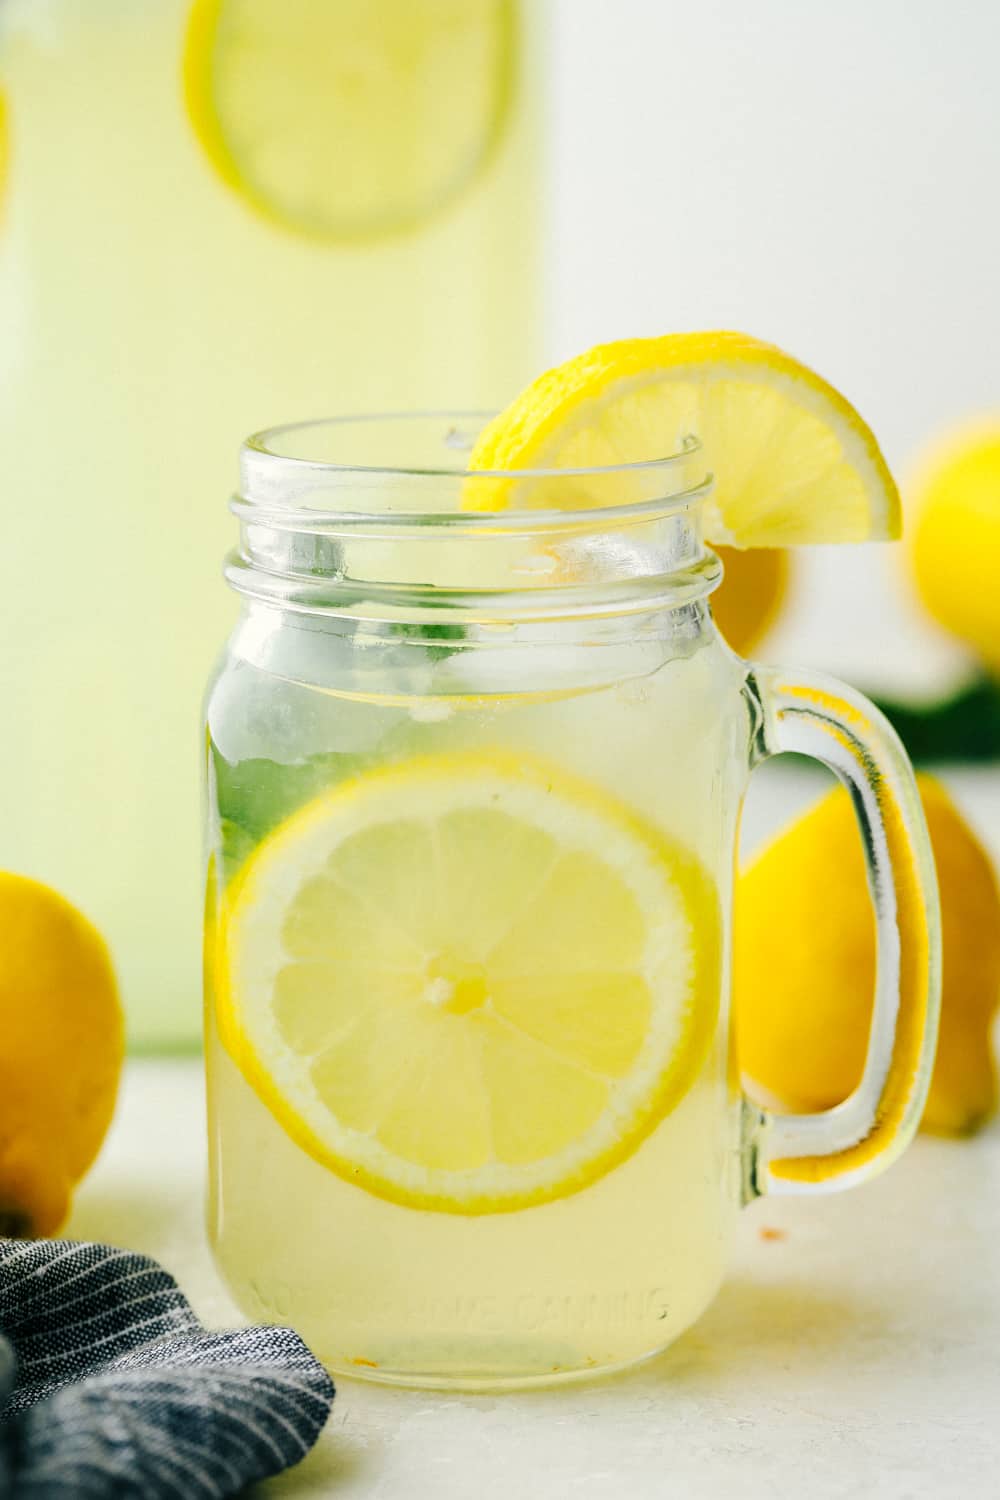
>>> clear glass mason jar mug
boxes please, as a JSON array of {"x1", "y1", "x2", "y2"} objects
[{"x1": 204, "y1": 415, "x2": 941, "y2": 1389}]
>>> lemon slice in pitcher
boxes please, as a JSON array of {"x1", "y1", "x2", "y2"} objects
[
  {"x1": 467, "y1": 331, "x2": 901, "y2": 545},
  {"x1": 216, "y1": 750, "x2": 718, "y2": 1214},
  {"x1": 184, "y1": 0, "x2": 514, "y2": 241}
]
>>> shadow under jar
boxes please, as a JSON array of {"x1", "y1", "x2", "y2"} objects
[{"x1": 203, "y1": 414, "x2": 940, "y2": 1389}]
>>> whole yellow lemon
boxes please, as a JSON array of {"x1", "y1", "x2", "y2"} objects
[
  {"x1": 0, "y1": 874, "x2": 123, "y2": 1235},
  {"x1": 910, "y1": 419, "x2": 1000, "y2": 671},
  {"x1": 735, "y1": 775, "x2": 999, "y2": 1135},
  {"x1": 713, "y1": 546, "x2": 789, "y2": 657}
]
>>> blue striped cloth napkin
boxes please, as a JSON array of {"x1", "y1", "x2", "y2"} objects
[{"x1": 0, "y1": 1238, "x2": 335, "y2": 1498}]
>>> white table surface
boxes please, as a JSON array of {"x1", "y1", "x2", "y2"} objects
[
  {"x1": 65, "y1": 763, "x2": 1000, "y2": 1499},
  {"x1": 66, "y1": 1060, "x2": 999, "y2": 1500}
]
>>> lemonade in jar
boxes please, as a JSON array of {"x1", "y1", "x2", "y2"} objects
[
  {"x1": 204, "y1": 337, "x2": 941, "y2": 1386},
  {"x1": 0, "y1": 0, "x2": 542, "y2": 1047}
]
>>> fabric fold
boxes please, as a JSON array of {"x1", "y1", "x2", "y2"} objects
[{"x1": 0, "y1": 1239, "x2": 334, "y2": 1499}]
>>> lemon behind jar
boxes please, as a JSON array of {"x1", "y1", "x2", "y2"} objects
[
  {"x1": 735, "y1": 774, "x2": 1000, "y2": 1136},
  {"x1": 909, "y1": 419, "x2": 1000, "y2": 672},
  {"x1": 713, "y1": 546, "x2": 788, "y2": 657}
]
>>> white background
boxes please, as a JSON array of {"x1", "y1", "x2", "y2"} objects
[{"x1": 546, "y1": 0, "x2": 1000, "y2": 695}]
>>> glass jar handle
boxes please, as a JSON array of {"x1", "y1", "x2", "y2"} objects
[{"x1": 741, "y1": 665, "x2": 942, "y2": 1198}]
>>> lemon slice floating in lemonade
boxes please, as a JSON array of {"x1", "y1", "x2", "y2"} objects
[
  {"x1": 184, "y1": 0, "x2": 515, "y2": 241},
  {"x1": 466, "y1": 330, "x2": 901, "y2": 545},
  {"x1": 216, "y1": 751, "x2": 719, "y2": 1214}
]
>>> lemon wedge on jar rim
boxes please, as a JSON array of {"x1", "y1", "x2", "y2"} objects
[
  {"x1": 216, "y1": 751, "x2": 719, "y2": 1215},
  {"x1": 465, "y1": 330, "x2": 901, "y2": 544},
  {"x1": 183, "y1": 0, "x2": 514, "y2": 241}
]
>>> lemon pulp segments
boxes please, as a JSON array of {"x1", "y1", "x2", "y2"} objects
[
  {"x1": 466, "y1": 330, "x2": 901, "y2": 547},
  {"x1": 183, "y1": 0, "x2": 514, "y2": 241},
  {"x1": 216, "y1": 751, "x2": 719, "y2": 1213}
]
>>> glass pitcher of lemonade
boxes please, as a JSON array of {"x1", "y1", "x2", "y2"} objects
[
  {"x1": 0, "y1": 1, "x2": 542, "y2": 1048},
  {"x1": 204, "y1": 415, "x2": 941, "y2": 1388}
]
